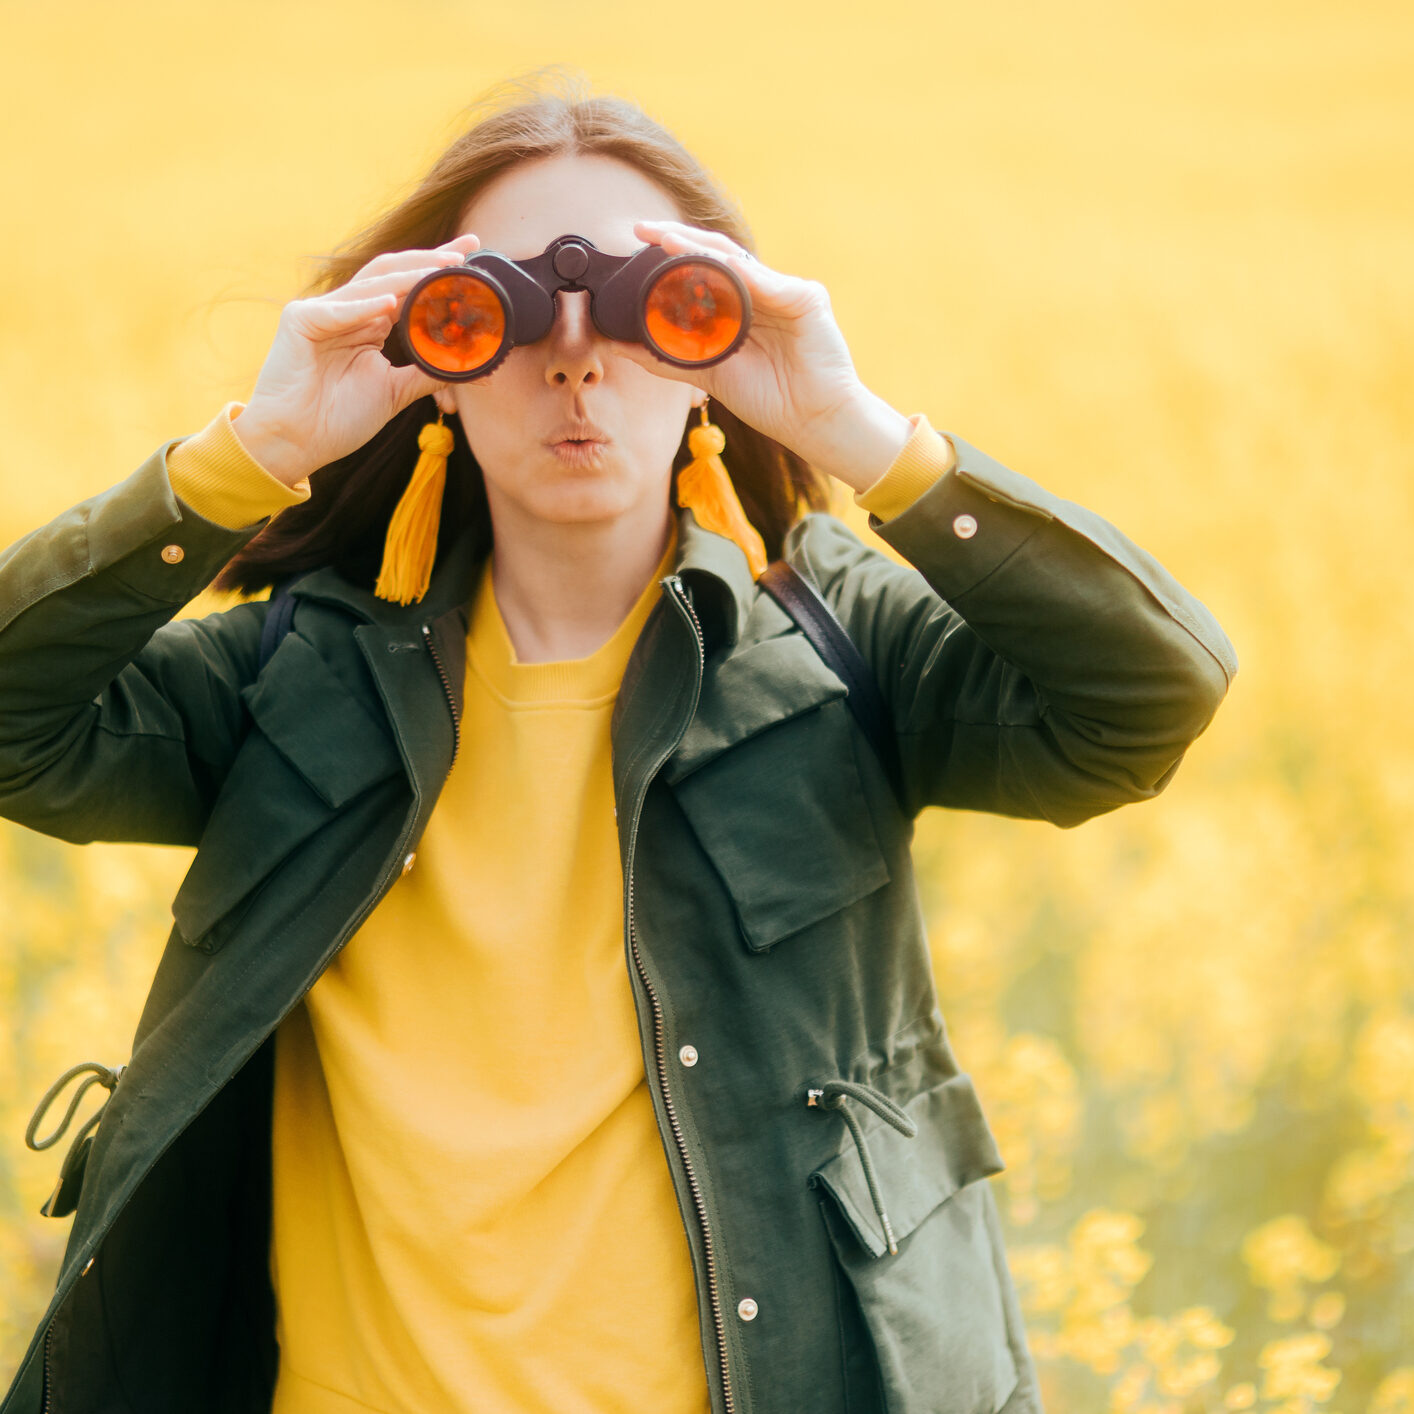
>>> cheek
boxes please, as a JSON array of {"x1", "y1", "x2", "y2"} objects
[
  {"x1": 450, "y1": 364, "x2": 535, "y2": 443},
  {"x1": 617, "y1": 365, "x2": 694, "y2": 429}
]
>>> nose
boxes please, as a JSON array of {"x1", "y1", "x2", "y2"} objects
[{"x1": 543, "y1": 289, "x2": 605, "y2": 392}]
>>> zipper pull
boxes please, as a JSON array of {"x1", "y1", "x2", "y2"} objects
[{"x1": 665, "y1": 575, "x2": 705, "y2": 662}]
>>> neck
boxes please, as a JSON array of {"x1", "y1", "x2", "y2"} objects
[{"x1": 486, "y1": 492, "x2": 677, "y2": 665}]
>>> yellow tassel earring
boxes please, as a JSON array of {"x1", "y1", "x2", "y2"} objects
[
  {"x1": 375, "y1": 410, "x2": 456, "y2": 606},
  {"x1": 677, "y1": 397, "x2": 768, "y2": 581}
]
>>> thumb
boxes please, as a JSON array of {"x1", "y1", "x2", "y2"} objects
[
  {"x1": 386, "y1": 363, "x2": 444, "y2": 417},
  {"x1": 614, "y1": 338, "x2": 696, "y2": 384}
]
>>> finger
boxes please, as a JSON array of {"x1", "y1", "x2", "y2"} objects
[
  {"x1": 634, "y1": 220, "x2": 785, "y2": 301},
  {"x1": 386, "y1": 362, "x2": 444, "y2": 413},
  {"x1": 293, "y1": 293, "x2": 397, "y2": 335},
  {"x1": 350, "y1": 238, "x2": 479, "y2": 283},
  {"x1": 612, "y1": 335, "x2": 707, "y2": 386},
  {"x1": 332, "y1": 264, "x2": 463, "y2": 304},
  {"x1": 634, "y1": 219, "x2": 755, "y2": 263}
]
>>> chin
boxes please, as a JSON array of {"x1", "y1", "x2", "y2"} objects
[{"x1": 526, "y1": 481, "x2": 639, "y2": 524}]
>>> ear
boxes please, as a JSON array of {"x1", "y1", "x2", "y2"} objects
[{"x1": 432, "y1": 386, "x2": 459, "y2": 417}]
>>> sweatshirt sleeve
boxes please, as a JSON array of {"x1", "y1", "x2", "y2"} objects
[
  {"x1": 853, "y1": 413, "x2": 957, "y2": 523},
  {"x1": 166, "y1": 401, "x2": 311, "y2": 530}
]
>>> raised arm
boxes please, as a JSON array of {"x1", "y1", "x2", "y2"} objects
[
  {"x1": 0, "y1": 446, "x2": 269, "y2": 845},
  {"x1": 803, "y1": 415, "x2": 1237, "y2": 825}
]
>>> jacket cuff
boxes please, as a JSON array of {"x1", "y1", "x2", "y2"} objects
[
  {"x1": 81, "y1": 443, "x2": 265, "y2": 605},
  {"x1": 853, "y1": 412, "x2": 958, "y2": 522},
  {"x1": 867, "y1": 432, "x2": 1240, "y2": 688},
  {"x1": 166, "y1": 401, "x2": 311, "y2": 531}
]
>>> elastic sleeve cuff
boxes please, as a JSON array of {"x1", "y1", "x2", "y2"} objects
[
  {"x1": 165, "y1": 401, "x2": 311, "y2": 530},
  {"x1": 853, "y1": 412, "x2": 959, "y2": 523}
]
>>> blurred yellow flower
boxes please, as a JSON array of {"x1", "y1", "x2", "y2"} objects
[
  {"x1": 1241, "y1": 1215, "x2": 1340, "y2": 1322},
  {"x1": 1258, "y1": 1332, "x2": 1341, "y2": 1404},
  {"x1": 1243, "y1": 1216, "x2": 1341, "y2": 1290},
  {"x1": 1370, "y1": 1369, "x2": 1414, "y2": 1414}
]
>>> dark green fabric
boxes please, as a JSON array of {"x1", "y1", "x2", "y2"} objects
[{"x1": 0, "y1": 429, "x2": 1236, "y2": 1414}]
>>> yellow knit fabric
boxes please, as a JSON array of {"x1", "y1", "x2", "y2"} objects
[
  {"x1": 852, "y1": 411, "x2": 957, "y2": 523},
  {"x1": 166, "y1": 401, "x2": 310, "y2": 528},
  {"x1": 268, "y1": 521, "x2": 713, "y2": 1414}
]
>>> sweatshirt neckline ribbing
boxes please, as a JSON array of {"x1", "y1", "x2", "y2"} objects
[{"x1": 465, "y1": 523, "x2": 679, "y2": 706}]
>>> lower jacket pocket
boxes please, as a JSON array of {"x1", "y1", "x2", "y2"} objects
[{"x1": 809, "y1": 1071, "x2": 1021, "y2": 1414}]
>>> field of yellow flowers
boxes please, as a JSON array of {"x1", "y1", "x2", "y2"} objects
[{"x1": 2, "y1": 1, "x2": 1411, "y2": 1408}]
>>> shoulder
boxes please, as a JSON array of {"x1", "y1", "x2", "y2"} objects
[
  {"x1": 781, "y1": 507, "x2": 868, "y2": 569},
  {"x1": 778, "y1": 509, "x2": 933, "y2": 624}
]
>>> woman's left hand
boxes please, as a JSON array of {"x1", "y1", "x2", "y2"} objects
[{"x1": 618, "y1": 220, "x2": 911, "y2": 489}]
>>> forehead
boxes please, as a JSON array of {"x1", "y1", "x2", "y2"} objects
[{"x1": 456, "y1": 152, "x2": 683, "y2": 262}]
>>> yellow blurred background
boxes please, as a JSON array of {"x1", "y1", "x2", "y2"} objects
[{"x1": 3, "y1": 0, "x2": 1412, "y2": 1407}]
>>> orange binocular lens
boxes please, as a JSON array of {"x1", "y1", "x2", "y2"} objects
[
  {"x1": 404, "y1": 272, "x2": 507, "y2": 376},
  {"x1": 642, "y1": 261, "x2": 746, "y2": 366}
]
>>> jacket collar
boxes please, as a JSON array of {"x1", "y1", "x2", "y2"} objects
[{"x1": 288, "y1": 505, "x2": 757, "y2": 654}]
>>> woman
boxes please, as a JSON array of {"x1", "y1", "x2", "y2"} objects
[{"x1": 0, "y1": 76, "x2": 1236, "y2": 1414}]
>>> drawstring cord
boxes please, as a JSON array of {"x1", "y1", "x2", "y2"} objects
[
  {"x1": 25, "y1": 1061, "x2": 124, "y2": 1205},
  {"x1": 807, "y1": 1079, "x2": 918, "y2": 1255}
]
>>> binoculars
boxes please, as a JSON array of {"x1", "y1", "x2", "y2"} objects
[{"x1": 381, "y1": 233, "x2": 752, "y2": 382}]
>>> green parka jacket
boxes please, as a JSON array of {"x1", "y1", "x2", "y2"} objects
[{"x1": 0, "y1": 428, "x2": 1237, "y2": 1414}]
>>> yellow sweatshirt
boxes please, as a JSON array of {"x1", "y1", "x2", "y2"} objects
[{"x1": 165, "y1": 403, "x2": 955, "y2": 1413}]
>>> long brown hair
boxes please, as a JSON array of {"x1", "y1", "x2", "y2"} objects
[{"x1": 214, "y1": 67, "x2": 830, "y2": 597}]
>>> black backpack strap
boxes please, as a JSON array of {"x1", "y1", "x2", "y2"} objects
[
  {"x1": 258, "y1": 574, "x2": 310, "y2": 673},
  {"x1": 758, "y1": 559, "x2": 907, "y2": 812}
]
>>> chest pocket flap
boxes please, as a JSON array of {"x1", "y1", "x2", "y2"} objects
[
  {"x1": 239, "y1": 631, "x2": 401, "y2": 808},
  {"x1": 172, "y1": 632, "x2": 403, "y2": 951},
  {"x1": 663, "y1": 632, "x2": 849, "y2": 785},
  {"x1": 663, "y1": 633, "x2": 891, "y2": 952}
]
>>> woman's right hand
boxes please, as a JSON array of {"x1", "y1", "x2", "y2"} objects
[{"x1": 231, "y1": 234, "x2": 482, "y2": 487}]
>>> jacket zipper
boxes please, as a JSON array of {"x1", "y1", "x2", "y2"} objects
[
  {"x1": 626, "y1": 575, "x2": 737, "y2": 1412},
  {"x1": 40, "y1": 1317, "x2": 53, "y2": 1414},
  {"x1": 421, "y1": 624, "x2": 461, "y2": 775},
  {"x1": 422, "y1": 577, "x2": 729, "y2": 1405}
]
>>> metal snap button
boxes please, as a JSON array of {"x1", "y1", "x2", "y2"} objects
[
  {"x1": 678, "y1": 1044, "x2": 699, "y2": 1067},
  {"x1": 402, "y1": 852, "x2": 417, "y2": 875},
  {"x1": 951, "y1": 513, "x2": 978, "y2": 540},
  {"x1": 737, "y1": 1297, "x2": 759, "y2": 1321},
  {"x1": 160, "y1": 544, "x2": 185, "y2": 564}
]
